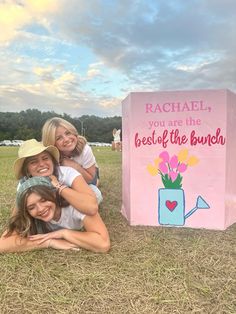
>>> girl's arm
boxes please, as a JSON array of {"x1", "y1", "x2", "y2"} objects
[
  {"x1": 61, "y1": 158, "x2": 96, "y2": 183},
  {"x1": 0, "y1": 231, "x2": 49, "y2": 253},
  {"x1": 63, "y1": 212, "x2": 110, "y2": 252},
  {"x1": 28, "y1": 213, "x2": 110, "y2": 253},
  {"x1": 0, "y1": 231, "x2": 77, "y2": 253},
  {"x1": 50, "y1": 175, "x2": 98, "y2": 216}
]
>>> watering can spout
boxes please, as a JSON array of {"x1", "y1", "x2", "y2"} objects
[{"x1": 184, "y1": 196, "x2": 210, "y2": 220}]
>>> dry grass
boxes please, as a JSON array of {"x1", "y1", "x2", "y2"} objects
[{"x1": 0, "y1": 147, "x2": 236, "y2": 314}]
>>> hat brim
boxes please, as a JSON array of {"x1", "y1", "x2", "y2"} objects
[{"x1": 14, "y1": 146, "x2": 60, "y2": 179}]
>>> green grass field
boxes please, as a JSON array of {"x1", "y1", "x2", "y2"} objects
[{"x1": 0, "y1": 147, "x2": 236, "y2": 313}]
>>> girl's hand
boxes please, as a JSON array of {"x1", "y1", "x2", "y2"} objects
[
  {"x1": 29, "y1": 230, "x2": 65, "y2": 244},
  {"x1": 29, "y1": 231, "x2": 80, "y2": 251},
  {"x1": 49, "y1": 175, "x2": 60, "y2": 188}
]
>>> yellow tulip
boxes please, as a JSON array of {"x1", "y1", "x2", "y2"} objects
[
  {"x1": 154, "y1": 157, "x2": 162, "y2": 167},
  {"x1": 147, "y1": 164, "x2": 158, "y2": 176},
  {"x1": 177, "y1": 148, "x2": 188, "y2": 163},
  {"x1": 187, "y1": 156, "x2": 199, "y2": 166}
]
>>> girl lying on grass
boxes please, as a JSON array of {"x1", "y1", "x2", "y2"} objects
[
  {"x1": 0, "y1": 176, "x2": 110, "y2": 253},
  {"x1": 14, "y1": 139, "x2": 103, "y2": 215}
]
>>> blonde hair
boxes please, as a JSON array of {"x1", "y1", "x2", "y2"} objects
[{"x1": 42, "y1": 117, "x2": 87, "y2": 156}]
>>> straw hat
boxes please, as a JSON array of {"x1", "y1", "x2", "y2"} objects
[{"x1": 13, "y1": 139, "x2": 60, "y2": 179}]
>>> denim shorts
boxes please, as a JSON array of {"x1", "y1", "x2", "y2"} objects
[{"x1": 89, "y1": 167, "x2": 100, "y2": 185}]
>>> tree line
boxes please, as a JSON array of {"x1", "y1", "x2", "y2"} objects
[{"x1": 0, "y1": 109, "x2": 122, "y2": 143}]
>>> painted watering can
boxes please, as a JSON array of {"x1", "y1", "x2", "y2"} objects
[
  {"x1": 147, "y1": 149, "x2": 210, "y2": 226},
  {"x1": 158, "y1": 188, "x2": 209, "y2": 226}
]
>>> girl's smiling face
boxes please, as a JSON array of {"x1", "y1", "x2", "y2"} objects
[
  {"x1": 26, "y1": 192, "x2": 58, "y2": 222},
  {"x1": 26, "y1": 151, "x2": 54, "y2": 177},
  {"x1": 55, "y1": 126, "x2": 77, "y2": 156}
]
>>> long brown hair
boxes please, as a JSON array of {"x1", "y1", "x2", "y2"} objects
[{"x1": 5, "y1": 186, "x2": 60, "y2": 237}]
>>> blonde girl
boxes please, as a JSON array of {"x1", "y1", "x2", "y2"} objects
[{"x1": 42, "y1": 117, "x2": 100, "y2": 186}]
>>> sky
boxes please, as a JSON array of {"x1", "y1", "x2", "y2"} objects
[{"x1": 0, "y1": 0, "x2": 236, "y2": 118}]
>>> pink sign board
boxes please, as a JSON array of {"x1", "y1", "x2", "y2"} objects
[{"x1": 121, "y1": 89, "x2": 236, "y2": 230}]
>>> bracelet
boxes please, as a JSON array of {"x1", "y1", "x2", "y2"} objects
[
  {"x1": 54, "y1": 182, "x2": 63, "y2": 190},
  {"x1": 58, "y1": 185, "x2": 68, "y2": 195}
]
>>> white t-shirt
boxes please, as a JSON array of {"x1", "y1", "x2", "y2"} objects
[
  {"x1": 72, "y1": 144, "x2": 97, "y2": 169},
  {"x1": 47, "y1": 205, "x2": 85, "y2": 231},
  {"x1": 58, "y1": 166, "x2": 102, "y2": 204},
  {"x1": 57, "y1": 166, "x2": 81, "y2": 186},
  {"x1": 113, "y1": 129, "x2": 121, "y2": 142}
]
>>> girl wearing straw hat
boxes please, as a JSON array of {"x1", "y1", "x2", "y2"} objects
[
  {"x1": 42, "y1": 117, "x2": 100, "y2": 186},
  {"x1": 0, "y1": 177, "x2": 110, "y2": 253},
  {"x1": 13, "y1": 139, "x2": 102, "y2": 216}
]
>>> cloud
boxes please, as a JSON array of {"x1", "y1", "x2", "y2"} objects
[
  {"x1": 100, "y1": 97, "x2": 122, "y2": 109},
  {"x1": 53, "y1": 0, "x2": 236, "y2": 89},
  {"x1": 85, "y1": 62, "x2": 104, "y2": 79},
  {"x1": 0, "y1": 0, "x2": 235, "y2": 117},
  {"x1": 0, "y1": 0, "x2": 59, "y2": 43}
]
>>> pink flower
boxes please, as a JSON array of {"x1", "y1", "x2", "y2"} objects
[
  {"x1": 159, "y1": 151, "x2": 169, "y2": 163},
  {"x1": 178, "y1": 163, "x2": 187, "y2": 173},
  {"x1": 159, "y1": 162, "x2": 168, "y2": 174},
  {"x1": 147, "y1": 149, "x2": 199, "y2": 189},
  {"x1": 169, "y1": 171, "x2": 178, "y2": 182},
  {"x1": 169, "y1": 155, "x2": 178, "y2": 169}
]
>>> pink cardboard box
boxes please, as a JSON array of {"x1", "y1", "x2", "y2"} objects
[{"x1": 121, "y1": 89, "x2": 236, "y2": 230}]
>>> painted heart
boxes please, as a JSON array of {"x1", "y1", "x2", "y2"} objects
[{"x1": 165, "y1": 200, "x2": 177, "y2": 211}]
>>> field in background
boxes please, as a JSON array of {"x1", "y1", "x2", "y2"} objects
[{"x1": 0, "y1": 146, "x2": 236, "y2": 314}]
